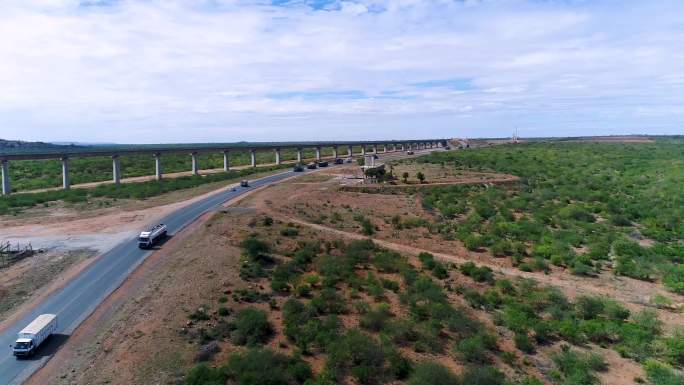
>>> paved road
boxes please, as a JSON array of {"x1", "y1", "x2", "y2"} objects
[{"x1": 0, "y1": 149, "x2": 438, "y2": 384}]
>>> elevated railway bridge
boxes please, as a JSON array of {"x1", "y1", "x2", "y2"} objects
[{"x1": 0, "y1": 139, "x2": 449, "y2": 195}]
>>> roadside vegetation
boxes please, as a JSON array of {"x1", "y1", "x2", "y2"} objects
[
  {"x1": 417, "y1": 140, "x2": 684, "y2": 295},
  {"x1": 0, "y1": 164, "x2": 290, "y2": 215}
]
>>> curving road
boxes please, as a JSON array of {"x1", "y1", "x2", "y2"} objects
[{"x1": 0, "y1": 149, "x2": 437, "y2": 384}]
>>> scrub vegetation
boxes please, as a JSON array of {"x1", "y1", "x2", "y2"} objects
[
  {"x1": 418, "y1": 140, "x2": 684, "y2": 295},
  {"x1": 181, "y1": 211, "x2": 684, "y2": 385}
]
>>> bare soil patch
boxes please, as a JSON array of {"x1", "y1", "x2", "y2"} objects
[{"x1": 0, "y1": 249, "x2": 94, "y2": 323}]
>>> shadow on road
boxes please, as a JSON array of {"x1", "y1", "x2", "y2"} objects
[
  {"x1": 151, "y1": 234, "x2": 174, "y2": 249},
  {"x1": 14, "y1": 334, "x2": 69, "y2": 361}
]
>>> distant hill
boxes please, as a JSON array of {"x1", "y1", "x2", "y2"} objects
[{"x1": 0, "y1": 139, "x2": 86, "y2": 154}]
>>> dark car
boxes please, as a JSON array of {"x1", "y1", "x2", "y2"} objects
[
  {"x1": 306, "y1": 163, "x2": 317, "y2": 169},
  {"x1": 240, "y1": 180, "x2": 249, "y2": 187},
  {"x1": 293, "y1": 164, "x2": 304, "y2": 172},
  {"x1": 444, "y1": 146, "x2": 451, "y2": 150},
  {"x1": 334, "y1": 158, "x2": 344, "y2": 165},
  {"x1": 406, "y1": 151, "x2": 414, "y2": 155},
  {"x1": 317, "y1": 161, "x2": 329, "y2": 167},
  {"x1": 372, "y1": 154, "x2": 379, "y2": 159}
]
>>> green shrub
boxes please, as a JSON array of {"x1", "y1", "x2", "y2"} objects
[
  {"x1": 459, "y1": 262, "x2": 494, "y2": 283},
  {"x1": 514, "y1": 333, "x2": 535, "y2": 353},
  {"x1": 459, "y1": 365, "x2": 505, "y2": 385},
  {"x1": 224, "y1": 348, "x2": 312, "y2": 385},
  {"x1": 360, "y1": 306, "x2": 392, "y2": 332},
  {"x1": 231, "y1": 308, "x2": 273, "y2": 346},
  {"x1": 327, "y1": 330, "x2": 387, "y2": 385},
  {"x1": 454, "y1": 332, "x2": 498, "y2": 363},
  {"x1": 406, "y1": 361, "x2": 459, "y2": 385},
  {"x1": 186, "y1": 363, "x2": 227, "y2": 385},
  {"x1": 663, "y1": 266, "x2": 684, "y2": 295},
  {"x1": 551, "y1": 345, "x2": 605, "y2": 385},
  {"x1": 644, "y1": 359, "x2": 684, "y2": 385}
]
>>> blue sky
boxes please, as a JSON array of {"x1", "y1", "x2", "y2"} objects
[{"x1": 0, "y1": 0, "x2": 682, "y2": 143}]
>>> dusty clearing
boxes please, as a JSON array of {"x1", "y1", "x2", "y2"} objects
[{"x1": 0, "y1": 249, "x2": 94, "y2": 323}]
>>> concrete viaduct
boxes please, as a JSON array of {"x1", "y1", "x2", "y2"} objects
[{"x1": 0, "y1": 139, "x2": 449, "y2": 195}]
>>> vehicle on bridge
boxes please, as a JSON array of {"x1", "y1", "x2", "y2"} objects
[
  {"x1": 293, "y1": 164, "x2": 304, "y2": 172},
  {"x1": 138, "y1": 224, "x2": 167, "y2": 249},
  {"x1": 240, "y1": 180, "x2": 250, "y2": 187},
  {"x1": 334, "y1": 158, "x2": 344, "y2": 165},
  {"x1": 306, "y1": 163, "x2": 317, "y2": 169},
  {"x1": 12, "y1": 314, "x2": 57, "y2": 358},
  {"x1": 317, "y1": 161, "x2": 329, "y2": 167},
  {"x1": 406, "y1": 151, "x2": 414, "y2": 155}
]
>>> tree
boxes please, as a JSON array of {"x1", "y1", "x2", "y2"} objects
[
  {"x1": 402, "y1": 172, "x2": 409, "y2": 183},
  {"x1": 416, "y1": 172, "x2": 425, "y2": 184}
]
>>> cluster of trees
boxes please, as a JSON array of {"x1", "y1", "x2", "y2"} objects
[
  {"x1": 419, "y1": 141, "x2": 684, "y2": 295},
  {"x1": 455, "y1": 264, "x2": 683, "y2": 384}
]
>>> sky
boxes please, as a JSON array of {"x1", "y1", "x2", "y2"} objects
[{"x1": 0, "y1": 0, "x2": 683, "y2": 143}]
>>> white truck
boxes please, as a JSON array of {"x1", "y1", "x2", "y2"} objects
[
  {"x1": 12, "y1": 314, "x2": 58, "y2": 357},
  {"x1": 138, "y1": 223, "x2": 168, "y2": 249}
]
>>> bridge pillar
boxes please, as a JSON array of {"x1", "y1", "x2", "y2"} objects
[
  {"x1": 297, "y1": 148, "x2": 303, "y2": 163},
  {"x1": 371, "y1": 144, "x2": 377, "y2": 154},
  {"x1": 332, "y1": 146, "x2": 338, "y2": 159},
  {"x1": 61, "y1": 156, "x2": 70, "y2": 190},
  {"x1": 250, "y1": 149, "x2": 257, "y2": 167},
  {"x1": 112, "y1": 155, "x2": 121, "y2": 185},
  {"x1": 154, "y1": 153, "x2": 162, "y2": 180},
  {"x1": 361, "y1": 145, "x2": 366, "y2": 156},
  {"x1": 347, "y1": 145, "x2": 353, "y2": 157},
  {"x1": 383, "y1": 145, "x2": 387, "y2": 153},
  {"x1": 275, "y1": 148, "x2": 282, "y2": 165},
  {"x1": 223, "y1": 150, "x2": 230, "y2": 171},
  {"x1": 191, "y1": 152, "x2": 199, "y2": 175},
  {"x1": 315, "y1": 147, "x2": 321, "y2": 160},
  {"x1": 1, "y1": 160, "x2": 10, "y2": 196}
]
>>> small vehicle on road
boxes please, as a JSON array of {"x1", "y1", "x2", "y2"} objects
[
  {"x1": 334, "y1": 158, "x2": 344, "y2": 165},
  {"x1": 317, "y1": 161, "x2": 329, "y2": 167},
  {"x1": 240, "y1": 180, "x2": 249, "y2": 187},
  {"x1": 138, "y1": 224, "x2": 167, "y2": 249},
  {"x1": 406, "y1": 151, "x2": 414, "y2": 155},
  {"x1": 12, "y1": 314, "x2": 57, "y2": 358},
  {"x1": 306, "y1": 163, "x2": 317, "y2": 169},
  {"x1": 372, "y1": 154, "x2": 379, "y2": 159},
  {"x1": 444, "y1": 146, "x2": 451, "y2": 150},
  {"x1": 293, "y1": 164, "x2": 304, "y2": 172},
  {"x1": 345, "y1": 157, "x2": 353, "y2": 163}
]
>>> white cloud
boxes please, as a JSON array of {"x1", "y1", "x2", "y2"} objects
[{"x1": 0, "y1": 0, "x2": 683, "y2": 143}]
